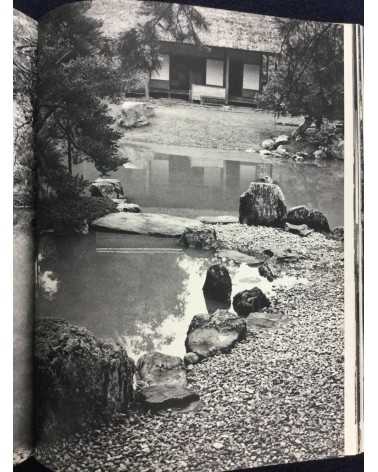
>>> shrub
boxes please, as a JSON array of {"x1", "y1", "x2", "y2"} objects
[{"x1": 37, "y1": 196, "x2": 117, "y2": 233}]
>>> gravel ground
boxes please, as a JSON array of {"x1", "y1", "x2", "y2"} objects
[
  {"x1": 113, "y1": 100, "x2": 301, "y2": 152},
  {"x1": 35, "y1": 225, "x2": 344, "y2": 472}
]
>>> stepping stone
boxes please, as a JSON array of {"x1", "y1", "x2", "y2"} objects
[
  {"x1": 216, "y1": 249, "x2": 265, "y2": 267},
  {"x1": 197, "y1": 215, "x2": 238, "y2": 225},
  {"x1": 92, "y1": 212, "x2": 202, "y2": 237},
  {"x1": 285, "y1": 222, "x2": 313, "y2": 237}
]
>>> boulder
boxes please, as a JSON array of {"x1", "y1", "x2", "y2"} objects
[
  {"x1": 287, "y1": 206, "x2": 330, "y2": 233},
  {"x1": 285, "y1": 222, "x2": 314, "y2": 237},
  {"x1": 262, "y1": 139, "x2": 276, "y2": 150},
  {"x1": 184, "y1": 352, "x2": 201, "y2": 366},
  {"x1": 137, "y1": 352, "x2": 187, "y2": 388},
  {"x1": 118, "y1": 101, "x2": 154, "y2": 129},
  {"x1": 136, "y1": 352, "x2": 199, "y2": 410},
  {"x1": 202, "y1": 265, "x2": 232, "y2": 305},
  {"x1": 197, "y1": 215, "x2": 238, "y2": 225},
  {"x1": 216, "y1": 249, "x2": 265, "y2": 267},
  {"x1": 275, "y1": 145, "x2": 290, "y2": 157},
  {"x1": 34, "y1": 318, "x2": 134, "y2": 438},
  {"x1": 259, "y1": 149, "x2": 272, "y2": 156},
  {"x1": 239, "y1": 182, "x2": 287, "y2": 227},
  {"x1": 89, "y1": 178, "x2": 125, "y2": 200},
  {"x1": 180, "y1": 227, "x2": 217, "y2": 250},
  {"x1": 275, "y1": 134, "x2": 289, "y2": 146},
  {"x1": 258, "y1": 263, "x2": 277, "y2": 282},
  {"x1": 313, "y1": 147, "x2": 328, "y2": 159},
  {"x1": 331, "y1": 226, "x2": 344, "y2": 241},
  {"x1": 257, "y1": 175, "x2": 273, "y2": 184},
  {"x1": 92, "y1": 212, "x2": 203, "y2": 237},
  {"x1": 233, "y1": 288, "x2": 271, "y2": 317},
  {"x1": 115, "y1": 202, "x2": 141, "y2": 213},
  {"x1": 185, "y1": 309, "x2": 247, "y2": 358}
]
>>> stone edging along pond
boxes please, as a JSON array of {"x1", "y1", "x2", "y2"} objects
[
  {"x1": 35, "y1": 181, "x2": 344, "y2": 441},
  {"x1": 35, "y1": 219, "x2": 344, "y2": 472}
]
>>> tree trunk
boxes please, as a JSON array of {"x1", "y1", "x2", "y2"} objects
[
  {"x1": 67, "y1": 137, "x2": 72, "y2": 175},
  {"x1": 291, "y1": 115, "x2": 313, "y2": 139},
  {"x1": 144, "y1": 74, "x2": 150, "y2": 100}
]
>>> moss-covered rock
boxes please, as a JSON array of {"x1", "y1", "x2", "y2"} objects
[{"x1": 35, "y1": 318, "x2": 134, "y2": 439}]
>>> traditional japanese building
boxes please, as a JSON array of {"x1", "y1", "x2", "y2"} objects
[{"x1": 89, "y1": 0, "x2": 282, "y2": 105}]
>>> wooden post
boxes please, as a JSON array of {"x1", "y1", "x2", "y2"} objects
[{"x1": 225, "y1": 51, "x2": 230, "y2": 105}]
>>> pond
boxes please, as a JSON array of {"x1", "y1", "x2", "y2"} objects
[
  {"x1": 74, "y1": 142, "x2": 344, "y2": 227},
  {"x1": 37, "y1": 232, "x2": 307, "y2": 361}
]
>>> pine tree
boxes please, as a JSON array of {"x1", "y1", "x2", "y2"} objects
[
  {"x1": 118, "y1": 1, "x2": 208, "y2": 98},
  {"x1": 36, "y1": 3, "x2": 124, "y2": 185},
  {"x1": 261, "y1": 20, "x2": 344, "y2": 137}
]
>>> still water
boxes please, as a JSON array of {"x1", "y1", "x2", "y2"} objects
[
  {"x1": 74, "y1": 143, "x2": 344, "y2": 227},
  {"x1": 37, "y1": 233, "x2": 307, "y2": 361},
  {"x1": 39, "y1": 143, "x2": 342, "y2": 360}
]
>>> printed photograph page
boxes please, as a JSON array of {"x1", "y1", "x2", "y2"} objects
[
  {"x1": 30, "y1": 1, "x2": 346, "y2": 470},
  {"x1": 13, "y1": 8, "x2": 38, "y2": 465}
]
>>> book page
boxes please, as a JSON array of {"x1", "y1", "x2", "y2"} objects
[
  {"x1": 13, "y1": 8, "x2": 37, "y2": 465},
  {"x1": 31, "y1": 1, "x2": 355, "y2": 470}
]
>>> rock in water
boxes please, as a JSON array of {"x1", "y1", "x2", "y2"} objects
[
  {"x1": 136, "y1": 352, "x2": 199, "y2": 410},
  {"x1": 185, "y1": 309, "x2": 247, "y2": 358},
  {"x1": 287, "y1": 206, "x2": 330, "y2": 233},
  {"x1": 180, "y1": 227, "x2": 217, "y2": 250},
  {"x1": 203, "y1": 265, "x2": 232, "y2": 305},
  {"x1": 258, "y1": 263, "x2": 277, "y2": 282},
  {"x1": 89, "y1": 178, "x2": 125, "y2": 200},
  {"x1": 239, "y1": 183, "x2": 287, "y2": 227},
  {"x1": 34, "y1": 318, "x2": 134, "y2": 439},
  {"x1": 233, "y1": 288, "x2": 271, "y2": 317},
  {"x1": 92, "y1": 212, "x2": 203, "y2": 237}
]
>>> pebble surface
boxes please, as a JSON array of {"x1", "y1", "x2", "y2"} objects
[{"x1": 35, "y1": 225, "x2": 344, "y2": 472}]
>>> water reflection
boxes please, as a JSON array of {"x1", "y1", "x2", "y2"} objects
[
  {"x1": 74, "y1": 144, "x2": 344, "y2": 227},
  {"x1": 37, "y1": 234, "x2": 307, "y2": 361}
]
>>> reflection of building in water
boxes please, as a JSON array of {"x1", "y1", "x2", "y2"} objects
[{"x1": 123, "y1": 153, "x2": 273, "y2": 210}]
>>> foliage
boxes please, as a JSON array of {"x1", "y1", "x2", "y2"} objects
[
  {"x1": 118, "y1": 2, "x2": 208, "y2": 96},
  {"x1": 36, "y1": 3, "x2": 125, "y2": 183},
  {"x1": 37, "y1": 195, "x2": 118, "y2": 233},
  {"x1": 13, "y1": 12, "x2": 38, "y2": 202},
  {"x1": 258, "y1": 19, "x2": 343, "y2": 133}
]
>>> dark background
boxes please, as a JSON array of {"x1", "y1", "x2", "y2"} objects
[
  {"x1": 14, "y1": 0, "x2": 363, "y2": 24},
  {"x1": 13, "y1": 0, "x2": 363, "y2": 471}
]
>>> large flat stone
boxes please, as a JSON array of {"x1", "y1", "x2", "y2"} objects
[
  {"x1": 92, "y1": 212, "x2": 203, "y2": 237},
  {"x1": 138, "y1": 385, "x2": 200, "y2": 411},
  {"x1": 197, "y1": 215, "x2": 239, "y2": 225},
  {"x1": 216, "y1": 249, "x2": 265, "y2": 267},
  {"x1": 136, "y1": 352, "x2": 199, "y2": 411}
]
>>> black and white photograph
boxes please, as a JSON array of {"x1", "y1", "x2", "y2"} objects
[{"x1": 12, "y1": 0, "x2": 363, "y2": 471}]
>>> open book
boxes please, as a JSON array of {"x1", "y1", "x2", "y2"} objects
[{"x1": 13, "y1": 1, "x2": 363, "y2": 470}]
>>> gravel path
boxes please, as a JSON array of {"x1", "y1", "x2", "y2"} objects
[{"x1": 36, "y1": 225, "x2": 344, "y2": 472}]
